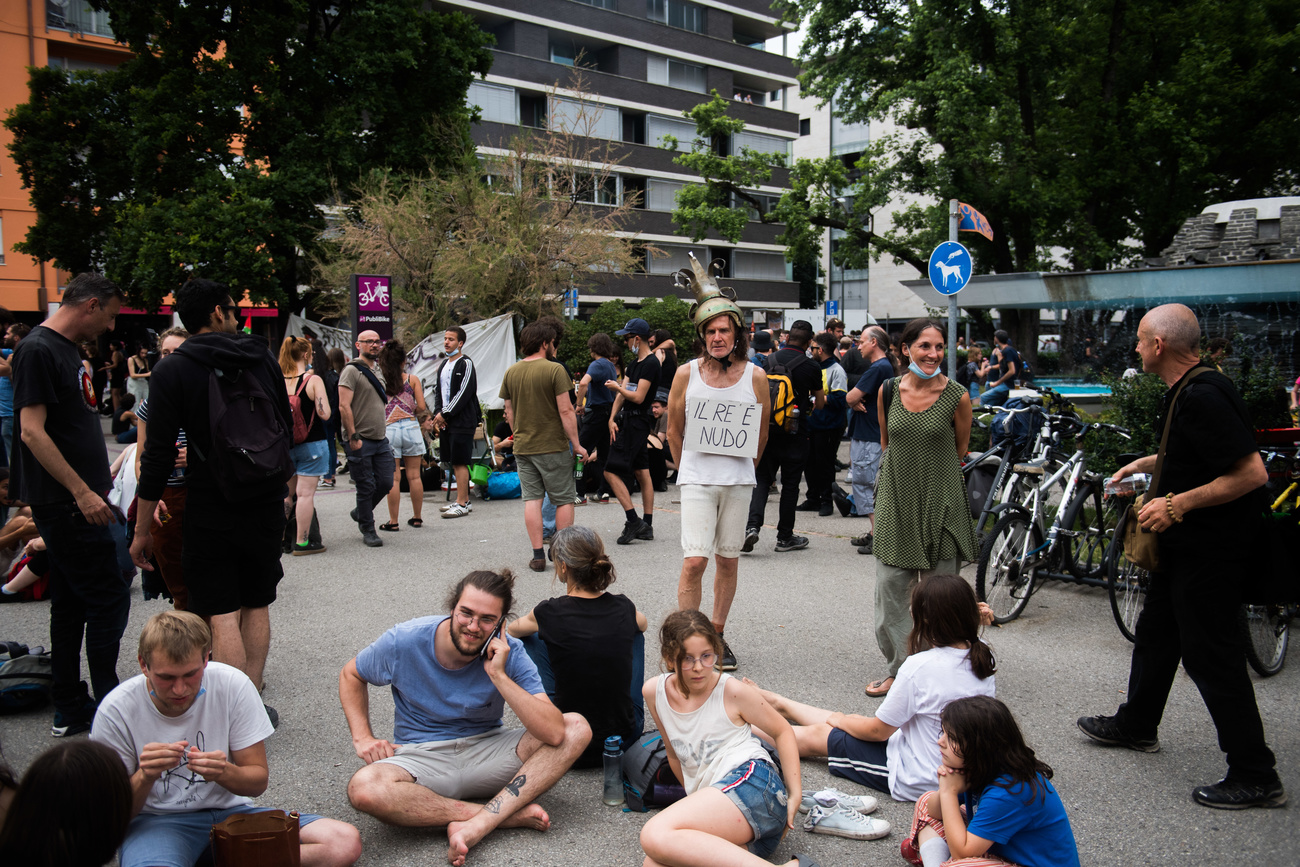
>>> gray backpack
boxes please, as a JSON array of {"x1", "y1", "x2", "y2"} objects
[
  {"x1": 621, "y1": 731, "x2": 685, "y2": 812},
  {"x1": 0, "y1": 642, "x2": 53, "y2": 712}
]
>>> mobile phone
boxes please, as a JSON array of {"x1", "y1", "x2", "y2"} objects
[{"x1": 479, "y1": 621, "x2": 504, "y2": 658}]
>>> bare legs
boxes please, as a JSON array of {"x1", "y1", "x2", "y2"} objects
[
  {"x1": 299, "y1": 817, "x2": 363, "y2": 867},
  {"x1": 454, "y1": 463, "x2": 469, "y2": 507},
  {"x1": 604, "y1": 468, "x2": 654, "y2": 517},
  {"x1": 678, "y1": 555, "x2": 738, "y2": 631},
  {"x1": 524, "y1": 499, "x2": 544, "y2": 549},
  {"x1": 346, "y1": 714, "x2": 590, "y2": 866},
  {"x1": 740, "y1": 680, "x2": 834, "y2": 758},
  {"x1": 640, "y1": 787, "x2": 799, "y2": 867},
  {"x1": 293, "y1": 475, "x2": 320, "y2": 545},
  {"x1": 210, "y1": 606, "x2": 271, "y2": 691},
  {"x1": 386, "y1": 455, "x2": 424, "y2": 524}
]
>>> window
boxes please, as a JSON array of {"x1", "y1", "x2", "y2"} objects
[
  {"x1": 648, "y1": 0, "x2": 706, "y2": 33},
  {"x1": 647, "y1": 55, "x2": 706, "y2": 93},
  {"x1": 622, "y1": 176, "x2": 647, "y2": 208},
  {"x1": 799, "y1": 118, "x2": 811, "y2": 136},
  {"x1": 736, "y1": 191, "x2": 780, "y2": 221},
  {"x1": 570, "y1": 172, "x2": 618, "y2": 205},
  {"x1": 647, "y1": 115, "x2": 698, "y2": 151},
  {"x1": 623, "y1": 113, "x2": 646, "y2": 145},
  {"x1": 573, "y1": 0, "x2": 616, "y2": 8},
  {"x1": 732, "y1": 131, "x2": 788, "y2": 162},
  {"x1": 520, "y1": 94, "x2": 547, "y2": 128},
  {"x1": 646, "y1": 179, "x2": 686, "y2": 211},
  {"x1": 549, "y1": 40, "x2": 602, "y2": 69},
  {"x1": 47, "y1": 1, "x2": 114, "y2": 38},
  {"x1": 1257, "y1": 219, "x2": 1281, "y2": 241},
  {"x1": 732, "y1": 251, "x2": 785, "y2": 280},
  {"x1": 551, "y1": 97, "x2": 620, "y2": 140},
  {"x1": 648, "y1": 244, "x2": 694, "y2": 275},
  {"x1": 47, "y1": 55, "x2": 117, "y2": 74},
  {"x1": 467, "y1": 82, "x2": 516, "y2": 125}
]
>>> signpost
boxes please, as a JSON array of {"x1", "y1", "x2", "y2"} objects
[
  {"x1": 563, "y1": 287, "x2": 580, "y2": 320},
  {"x1": 824, "y1": 299, "x2": 839, "y2": 318},
  {"x1": 682, "y1": 396, "x2": 762, "y2": 459},
  {"x1": 931, "y1": 204, "x2": 973, "y2": 378},
  {"x1": 351, "y1": 274, "x2": 393, "y2": 343}
]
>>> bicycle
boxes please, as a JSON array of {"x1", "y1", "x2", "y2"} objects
[
  {"x1": 1105, "y1": 476, "x2": 1152, "y2": 643},
  {"x1": 962, "y1": 401, "x2": 1047, "y2": 538},
  {"x1": 1239, "y1": 446, "x2": 1299, "y2": 675},
  {"x1": 974, "y1": 421, "x2": 1131, "y2": 624}
]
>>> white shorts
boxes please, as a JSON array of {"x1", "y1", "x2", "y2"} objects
[{"x1": 680, "y1": 484, "x2": 751, "y2": 560}]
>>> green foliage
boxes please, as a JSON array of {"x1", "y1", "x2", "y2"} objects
[
  {"x1": 555, "y1": 296, "x2": 698, "y2": 376},
  {"x1": 4, "y1": 0, "x2": 493, "y2": 309},
  {"x1": 1237, "y1": 355, "x2": 1294, "y2": 431},
  {"x1": 1036, "y1": 352, "x2": 1061, "y2": 376}
]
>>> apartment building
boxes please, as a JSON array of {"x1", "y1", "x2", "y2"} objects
[{"x1": 439, "y1": 0, "x2": 803, "y2": 318}]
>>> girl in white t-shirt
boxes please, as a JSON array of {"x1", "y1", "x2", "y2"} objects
[
  {"x1": 640, "y1": 610, "x2": 812, "y2": 867},
  {"x1": 749, "y1": 574, "x2": 996, "y2": 802}
]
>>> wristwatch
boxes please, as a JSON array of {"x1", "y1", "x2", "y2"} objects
[{"x1": 349, "y1": 433, "x2": 362, "y2": 442}]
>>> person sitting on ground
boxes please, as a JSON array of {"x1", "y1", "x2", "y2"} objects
[
  {"x1": 491, "y1": 418, "x2": 516, "y2": 471},
  {"x1": 0, "y1": 740, "x2": 132, "y2": 867},
  {"x1": 0, "y1": 468, "x2": 39, "y2": 565},
  {"x1": 90, "y1": 610, "x2": 362, "y2": 867},
  {"x1": 340, "y1": 569, "x2": 591, "y2": 867},
  {"x1": 746, "y1": 575, "x2": 996, "y2": 803},
  {"x1": 903, "y1": 696, "x2": 1080, "y2": 867},
  {"x1": 508, "y1": 525, "x2": 648, "y2": 767},
  {"x1": 646, "y1": 391, "x2": 673, "y2": 490},
  {"x1": 113, "y1": 393, "x2": 140, "y2": 444},
  {"x1": 0, "y1": 536, "x2": 49, "y2": 602},
  {"x1": 639, "y1": 610, "x2": 808, "y2": 867}
]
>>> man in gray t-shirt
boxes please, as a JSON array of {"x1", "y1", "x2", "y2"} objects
[{"x1": 338, "y1": 330, "x2": 395, "y2": 547}]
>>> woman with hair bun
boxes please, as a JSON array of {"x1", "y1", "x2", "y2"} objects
[{"x1": 508, "y1": 525, "x2": 647, "y2": 767}]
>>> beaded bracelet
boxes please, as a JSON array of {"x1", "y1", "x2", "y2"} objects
[{"x1": 1165, "y1": 492, "x2": 1183, "y2": 523}]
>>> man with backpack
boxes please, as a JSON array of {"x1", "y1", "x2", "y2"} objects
[
  {"x1": 131, "y1": 279, "x2": 292, "y2": 726},
  {"x1": 338, "y1": 330, "x2": 395, "y2": 548},
  {"x1": 743, "y1": 323, "x2": 824, "y2": 554},
  {"x1": 12, "y1": 272, "x2": 130, "y2": 737}
]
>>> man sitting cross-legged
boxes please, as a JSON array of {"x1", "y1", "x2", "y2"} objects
[
  {"x1": 340, "y1": 569, "x2": 591, "y2": 866},
  {"x1": 90, "y1": 611, "x2": 362, "y2": 867}
]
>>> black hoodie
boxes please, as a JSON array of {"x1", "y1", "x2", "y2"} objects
[{"x1": 137, "y1": 332, "x2": 291, "y2": 503}]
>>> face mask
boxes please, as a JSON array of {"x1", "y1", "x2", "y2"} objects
[
  {"x1": 447, "y1": 346, "x2": 460, "y2": 356},
  {"x1": 908, "y1": 360, "x2": 942, "y2": 380}
]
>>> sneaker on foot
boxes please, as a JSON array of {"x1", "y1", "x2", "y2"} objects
[
  {"x1": 264, "y1": 704, "x2": 280, "y2": 730},
  {"x1": 442, "y1": 502, "x2": 471, "y2": 519},
  {"x1": 795, "y1": 499, "x2": 820, "y2": 511},
  {"x1": 741, "y1": 527, "x2": 760, "y2": 553},
  {"x1": 853, "y1": 533, "x2": 873, "y2": 555},
  {"x1": 832, "y1": 486, "x2": 853, "y2": 517},
  {"x1": 1076, "y1": 714, "x2": 1160, "y2": 752},
  {"x1": 718, "y1": 639, "x2": 737, "y2": 671},
  {"x1": 803, "y1": 803, "x2": 891, "y2": 840},
  {"x1": 819, "y1": 501, "x2": 834, "y2": 517},
  {"x1": 292, "y1": 540, "x2": 327, "y2": 556},
  {"x1": 775, "y1": 534, "x2": 810, "y2": 553},
  {"x1": 636, "y1": 522, "x2": 654, "y2": 541},
  {"x1": 617, "y1": 519, "x2": 649, "y2": 545},
  {"x1": 350, "y1": 507, "x2": 360, "y2": 523},
  {"x1": 1192, "y1": 778, "x2": 1287, "y2": 810},
  {"x1": 800, "y1": 788, "x2": 879, "y2": 815},
  {"x1": 440, "y1": 502, "x2": 472, "y2": 513},
  {"x1": 361, "y1": 529, "x2": 384, "y2": 548},
  {"x1": 50, "y1": 714, "x2": 92, "y2": 738}
]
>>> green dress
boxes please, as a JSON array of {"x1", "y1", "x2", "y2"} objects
[{"x1": 872, "y1": 378, "x2": 979, "y2": 570}]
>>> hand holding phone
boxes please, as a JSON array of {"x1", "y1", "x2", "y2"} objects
[{"x1": 479, "y1": 620, "x2": 504, "y2": 659}]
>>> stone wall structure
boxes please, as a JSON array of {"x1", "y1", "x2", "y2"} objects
[{"x1": 1158, "y1": 199, "x2": 1300, "y2": 265}]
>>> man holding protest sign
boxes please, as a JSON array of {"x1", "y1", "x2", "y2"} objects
[{"x1": 667, "y1": 255, "x2": 770, "y2": 671}]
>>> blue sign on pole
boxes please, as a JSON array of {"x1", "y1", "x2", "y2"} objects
[
  {"x1": 824, "y1": 299, "x2": 839, "y2": 317},
  {"x1": 927, "y1": 242, "x2": 972, "y2": 296}
]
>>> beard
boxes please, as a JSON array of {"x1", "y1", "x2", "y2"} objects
[{"x1": 448, "y1": 619, "x2": 488, "y2": 658}]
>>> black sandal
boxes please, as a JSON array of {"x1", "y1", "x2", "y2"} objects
[
  {"x1": 379, "y1": 522, "x2": 400, "y2": 532},
  {"x1": 407, "y1": 517, "x2": 423, "y2": 527}
]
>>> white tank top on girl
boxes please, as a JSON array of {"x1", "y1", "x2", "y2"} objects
[
  {"x1": 676, "y1": 359, "x2": 758, "y2": 487},
  {"x1": 654, "y1": 672, "x2": 770, "y2": 793}
]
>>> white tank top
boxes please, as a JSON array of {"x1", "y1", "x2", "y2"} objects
[
  {"x1": 654, "y1": 672, "x2": 770, "y2": 793},
  {"x1": 677, "y1": 359, "x2": 758, "y2": 487}
]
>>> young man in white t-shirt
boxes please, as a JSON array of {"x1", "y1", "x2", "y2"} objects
[{"x1": 91, "y1": 611, "x2": 362, "y2": 867}]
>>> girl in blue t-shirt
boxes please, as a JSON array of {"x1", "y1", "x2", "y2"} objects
[{"x1": 903, "y1": 695, "x2": 1079, "y2": 867}]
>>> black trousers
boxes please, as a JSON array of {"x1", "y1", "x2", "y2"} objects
[
  {"x1": 803, "y1": 427, "x2": 843, "y2": 504},
  {"x1": 578, "y1": 406, "x2": 612, "y2": 495},
  {"x1": 746, "y1": 427, "x2": 809, "y2": 538},
  {"x1": 1114, "y1": 547, "x2": 1278, "y2": 783}
]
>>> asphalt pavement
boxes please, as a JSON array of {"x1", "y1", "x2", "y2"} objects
[{"x1": 1, "y1": 436, "x2": 1296, "y2": 866}]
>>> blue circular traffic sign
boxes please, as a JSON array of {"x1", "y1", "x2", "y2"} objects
[{"x1": 928, "y1": 242, "x2": 972, "y2": 296}]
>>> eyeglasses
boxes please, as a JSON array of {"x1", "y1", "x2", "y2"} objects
[
  {"x1": 454, "y1": 608, "x2": 499, "y2": 629},
  {"x1": 357, "y1": 338, "x2": 384, "y2": 345},
  {"x1": 681, "y1": 652, "x2": 717, "y2": 669}
]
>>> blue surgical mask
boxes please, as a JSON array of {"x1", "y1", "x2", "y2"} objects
[
  {"x1": 908, "y1": 360, "x2": 942, "y2": 380},
  {"x1": 447, "y1": 346, "x2": 460, "y2": 357}
]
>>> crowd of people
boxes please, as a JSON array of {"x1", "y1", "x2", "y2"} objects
[{"x1": 0, "y1": 268, "x2": 1287, "y2": 867}]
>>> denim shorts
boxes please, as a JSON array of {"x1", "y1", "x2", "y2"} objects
[
  {"x1": 712, "y1": 759, "x2": 788, "y2": 858},
  {"x1": 119, "y1": 806, "x2": 322, "y2": 867},
  {"x1": 290, "y1": 439, "x2": 330, "y2": 477},
  {"x1": 387, "y1": 417, "x2": 427, "y2": 458}
]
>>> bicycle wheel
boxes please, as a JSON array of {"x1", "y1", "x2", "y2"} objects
[
  {"x1": 976, "y1": 513, "x2": 1042, "y2": 624},
  {"x1": 1239, "y1": 604, "x2": 1289, "y2": 677},
  {"x1": 1063, "y1": 483, "x2": 1120, "y2": 581},
  {"x1": 1107, "y1": 509, "x2": 1150, "y2": 642}
]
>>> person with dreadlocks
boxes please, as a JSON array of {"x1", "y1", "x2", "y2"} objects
[{"x1": 666, "y1": 254, "x2": 771, "y2": 671}]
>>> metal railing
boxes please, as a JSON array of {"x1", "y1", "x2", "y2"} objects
[{"x1": 47, "y1": 0, "x2": 116, "y2": 39}]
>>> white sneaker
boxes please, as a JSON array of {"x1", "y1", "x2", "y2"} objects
[
  {"x1": 440, "y1": 502, "x2": 472, "y2": 513},
  {"x1": 800, "y1": 787, "x2": 879, "y2": 814},
  {"x1": 803, "y1": 803, "x2": 891, "y2": 840},
  {"x1": 441, "y1": 502, "x2": 471, "y2": 519}
]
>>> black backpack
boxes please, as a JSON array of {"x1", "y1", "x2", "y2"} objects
[
  {"x1": 956, "y1": 361, "x2": 973, "y2": 388},
  {"x1": 621, "y1": 731, "x2": 686, "y2": 812},
  {"x1": 185, "y1": 360, "x2": 294, "y2": 502},
  {"x1": 0, "y1": 642, "x2": 53, "y2": 713}
]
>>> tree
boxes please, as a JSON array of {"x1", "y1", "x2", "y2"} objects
[
  {"x1": 316, "y1": 81, "x2": 648, "y2": 344},
  {"x1": 673, "y1": 1, "x2": 1300, "y2": 352},
  {"x1": 4, "y1": 0, "x2": 493, "y2": 310},
  {"x1": 555, "y1": 295, "x2": 697, "y2": 374}
]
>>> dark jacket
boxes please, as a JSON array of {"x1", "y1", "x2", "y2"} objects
[
  {"x1": 137, "y1": 332, "x2": 291, "y2": 503},
  {"x1": 432, "y1": 354, "x2": 481, "y2": 431}
]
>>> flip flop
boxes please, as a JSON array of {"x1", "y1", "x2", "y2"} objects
[
  {"x1": 793, "y1": 854, "x2": 823, "y2": 867},
  {"x1": 407, "y1": 517, "x2": 423, "y2": 528},
  {"x1": 379, "y1": 522, "x2": 400, "y2": 532},
  {"x1": 864, "y1": 676, "x2": 895, "y2": 697}
]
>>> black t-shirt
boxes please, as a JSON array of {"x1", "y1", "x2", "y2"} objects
[
  {"x1": 11, "y1": 326, "x2": 112, "y2": 505},
  {"x1": 624, "y1": 353, "x2": 661, "y2": 416},
  {"x1": 997, "y1": 344, "x2": 1020, "y2": 384},
  {"x1": 768, "y1": 347, "x2": 822, "y2": 415},
  {"x1": 534, "y1": 592, "x2": 641, "y2": 762},
  {"x1": 657, "y1": 351, "x2": 677, "y2": 395},
  {"x1": 1154, "y1": 367, "x2": 1261, "y2": 550}
]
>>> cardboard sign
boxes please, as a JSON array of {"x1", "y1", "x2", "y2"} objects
[{"x1": 683, "y1": 397, "x2": 762, "y2": 459}]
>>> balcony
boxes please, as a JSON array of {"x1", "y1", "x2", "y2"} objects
[{"x1": 47, "y1": 1, "x2": 116, "y2": 39}]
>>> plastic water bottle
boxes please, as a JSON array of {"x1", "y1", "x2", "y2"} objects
[
  {"x1": 784, "y1": 404, "x2": 801, "y2": 434},
  {"x1": 602, "y1": 735, "x2": 624, "y2": 806}
]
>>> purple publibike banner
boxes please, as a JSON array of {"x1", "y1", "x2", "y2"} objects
[{"x1": 351, "y1": 274, "x2": 393, "y2": 342}]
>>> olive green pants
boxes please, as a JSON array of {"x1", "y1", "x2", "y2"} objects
[{"x1": 874, "y1": 557, "x2": 963, "y2": 677}]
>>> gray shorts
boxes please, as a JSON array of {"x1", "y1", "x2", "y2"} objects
[
  {"x1": 517, "y1": 450, "x2": 577, "y2": 505},
  {"x1": 376, "y1": 728, "x2": 525, "y2": 801}
]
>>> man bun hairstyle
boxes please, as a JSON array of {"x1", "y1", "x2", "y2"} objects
[
  {"x1": 60, "y1": 273, "x2": 124, "y2": 308},
  {"x1": 549, "y1": 525, "x2": 616, "y2": 592},
  {"x1": 445, "y1": 569, "x2": 516, "y2": 621},
  {"x1": 138, "y1": 610, "x2": 212, "y2": 667}
]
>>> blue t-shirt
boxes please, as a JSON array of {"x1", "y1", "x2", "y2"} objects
[
  {"x1": 584, "y1": 358, "x2": 618, "y2": 407},
  {"x1": 0, "y1": 348, "x2": 13, "y2": 416},
  {"x1": 848, "y1": 357, "x2": 895, "y2": 442},
  {"x1": 965, "y1": 773, "x2": 1079, "y2": 867},
  {"x1": 996, "y1": 345, "x2": 1021, "y2": 385},
  {"x1": 354, "y1": 615, "x2": 545, "y2": 744}
]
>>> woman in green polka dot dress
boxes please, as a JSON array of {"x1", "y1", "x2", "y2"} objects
[{"x1": 865, "y1": 318, "x2": 979, "y2": 697}]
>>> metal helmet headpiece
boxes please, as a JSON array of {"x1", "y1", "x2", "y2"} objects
[{"x1": 675, "y1": 252, "x2": 745, "y2": 338}]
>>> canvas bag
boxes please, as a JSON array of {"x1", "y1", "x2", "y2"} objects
[
  {"x1": 211, "y1": 809, "x2": 300, "y2": 867},
  {"x1": 0, "y1": 642, "x2": 53, "y2": 712},
  {"x1": 1122, "y1": 368, "x2": 1210, "y2": 571}
]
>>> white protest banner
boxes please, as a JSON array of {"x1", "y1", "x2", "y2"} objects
[{"x1": 683, "y1": 396, "x2": 762, "y2": 459}]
